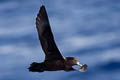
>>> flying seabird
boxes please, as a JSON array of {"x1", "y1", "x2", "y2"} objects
[{"x1": 28, "y1": 5, "x2": 88, "y2": 72}]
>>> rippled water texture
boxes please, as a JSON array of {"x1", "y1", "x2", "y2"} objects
[{"x1": 0, "y1": 0, "x2": 120, "y2": 80}]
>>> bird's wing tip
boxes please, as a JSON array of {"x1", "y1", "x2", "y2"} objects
[{"x1": 40, "y1": 5, "x2": 45, "y2": 9}]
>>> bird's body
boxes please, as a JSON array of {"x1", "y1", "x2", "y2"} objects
[
  {"x1": 29, "y1": 60, "x2": 65, "y2": 72},
  {"x1": 29, "y1": 57, "x2": 81, "y2": 72},
  {"x1": 28, "y1": 5, "x2": 88, "y2": 72}
]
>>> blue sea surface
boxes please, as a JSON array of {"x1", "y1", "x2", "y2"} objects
[{"x1": 0, "y1": 0, "x2": 120, "y2": 80}]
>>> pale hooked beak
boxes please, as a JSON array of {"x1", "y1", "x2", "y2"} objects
[
  {"x1": 76, "y1": 62, "x2": 82, "y2": 67},
  {"x1": 73, "y1": 62, "x2": 88, "y2": 72}
]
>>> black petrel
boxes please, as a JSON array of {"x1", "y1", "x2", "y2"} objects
[{"x1": 29, "y1": 5, "x2": 88, "y2": 72}]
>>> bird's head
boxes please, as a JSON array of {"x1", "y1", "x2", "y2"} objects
[{"x1": 65, "y1": 57, "x2": 88, "y2": 72}]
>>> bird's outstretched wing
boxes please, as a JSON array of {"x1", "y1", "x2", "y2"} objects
[{"x1": 36, "y1": 5, "x2": 64, "y2": 61}]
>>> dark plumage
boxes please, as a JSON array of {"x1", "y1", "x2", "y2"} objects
[{"x1": 28, "y1": 5, "x2": 87, "y2": 72}]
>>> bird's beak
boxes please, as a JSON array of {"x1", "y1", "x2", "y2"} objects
[
  {"x1": 74, "y1": 62, "x2": 88, "y2": 72},
  {"x1": 76, "y1": 62, "x2": 82, "y2": 67}
]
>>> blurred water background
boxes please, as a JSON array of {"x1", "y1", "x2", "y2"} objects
[{"x1": 0, "y1": 0, "x2": 120, "y2": 80}]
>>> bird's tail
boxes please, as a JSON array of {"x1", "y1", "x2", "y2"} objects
[{"x1": 28, "y1": 62, "x2": 44, "y2": 72}]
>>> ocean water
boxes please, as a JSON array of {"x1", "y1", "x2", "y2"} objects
[{"x1": 0, "y1": 0, "x2": 120, "y2": 80}]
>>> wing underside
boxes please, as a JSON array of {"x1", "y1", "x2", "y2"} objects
[{"x1": 36, "y1": 5, "x2": 64, "y2": 61}]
